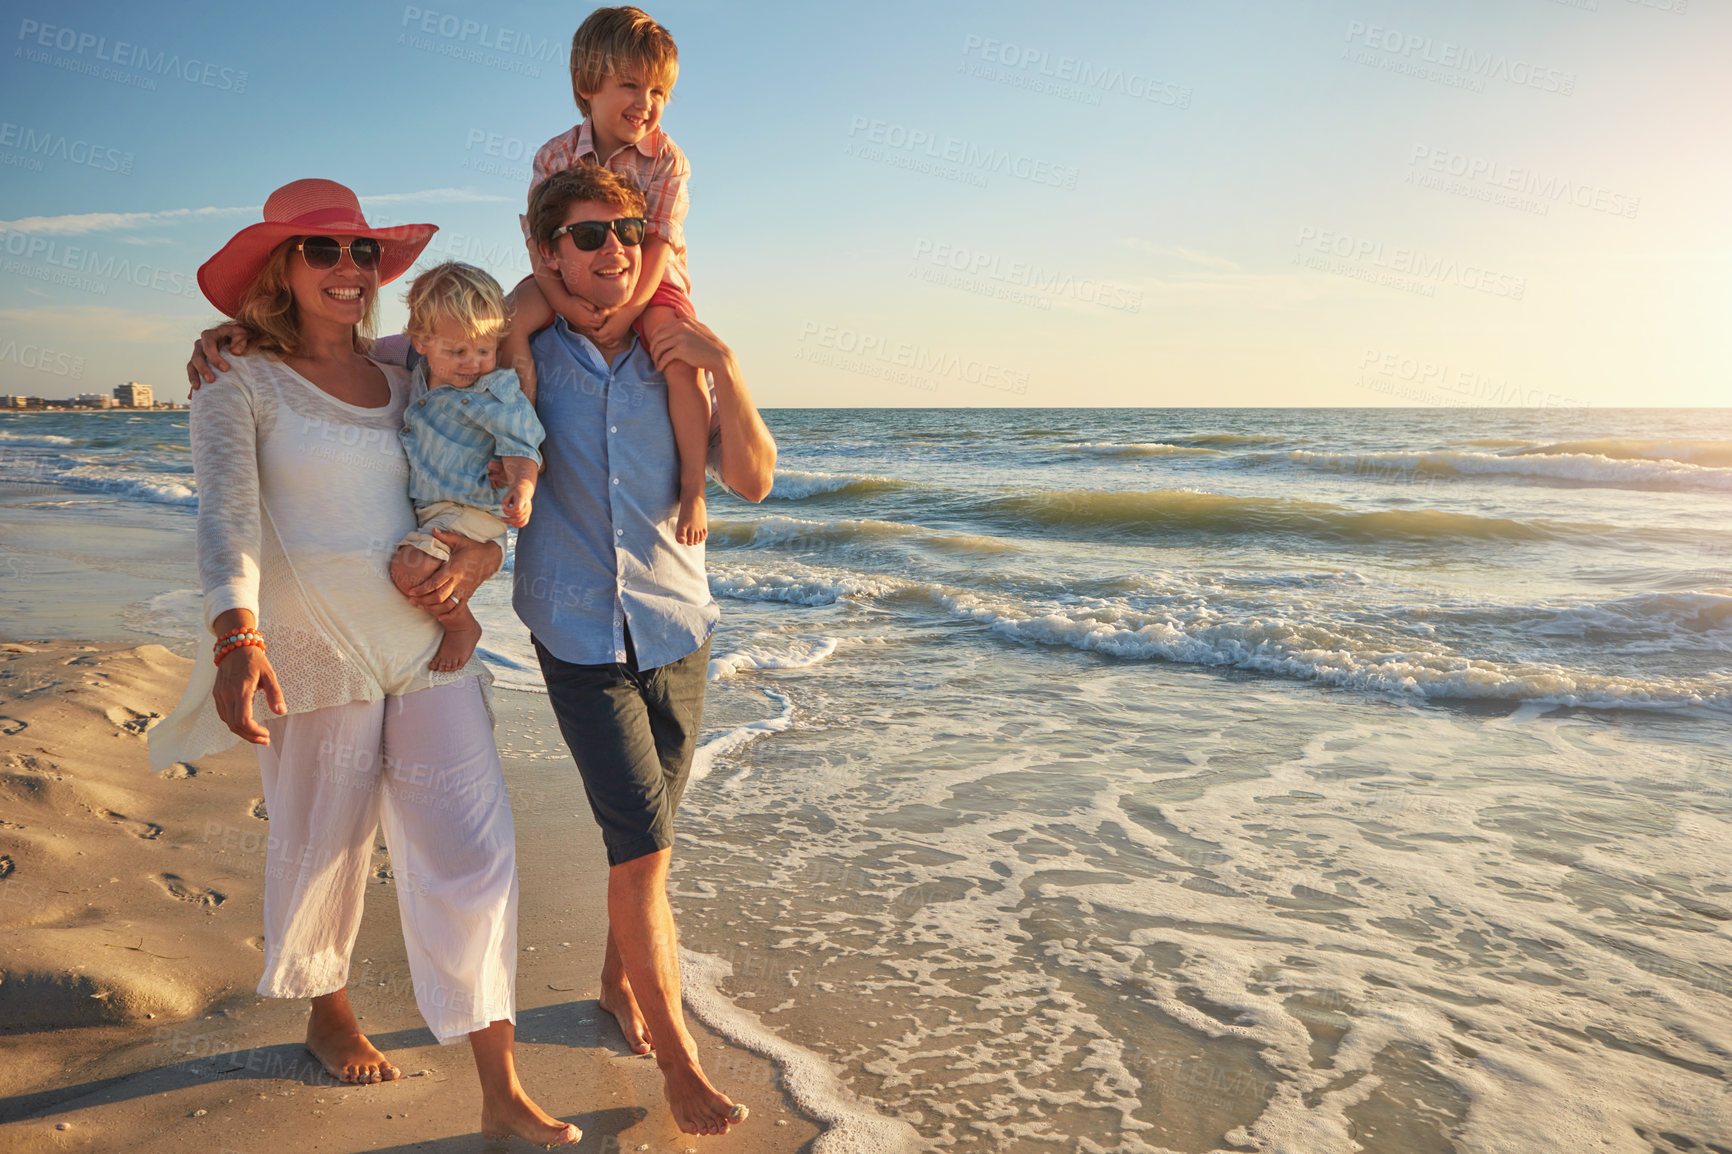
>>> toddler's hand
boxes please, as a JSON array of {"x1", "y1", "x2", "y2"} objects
[{"x1": 502, "y1": 481, "x2": 534, "y2": 528}]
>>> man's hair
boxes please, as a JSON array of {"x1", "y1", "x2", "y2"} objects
[
  {"x1": 403, "y1": 261, "x2": 510, "y2": 344},
  {"x1": 528, "y1": 166, "x2": 648, "y2": 248},
  {"x1": 233, "y1": 238, "x2": 376, "y2": 356},
  {"x1": 570, "y1": 6, "x2": 679, "y2": 117}
]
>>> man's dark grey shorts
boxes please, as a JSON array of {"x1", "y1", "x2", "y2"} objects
[{"x1": 533, "y1": 631, "x2": 709, "y2": 867}]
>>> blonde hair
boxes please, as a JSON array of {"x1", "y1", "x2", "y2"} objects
[
  {"x1": 403, "y1": 262, "x2": 510, "y2": 344},
  {"x1": 528, "y1": 167, "x2": 648, "y2": 248},
  {"x1": 570, "y1": 6, "x2": 679, "y2": 117},
  {"x1": 232, "y1": 238, "x2": 377, "y2": 356}
]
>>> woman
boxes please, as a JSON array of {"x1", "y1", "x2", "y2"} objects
[{"x1": 149, "y1": 179, "x2": 577, "y2": 1146}]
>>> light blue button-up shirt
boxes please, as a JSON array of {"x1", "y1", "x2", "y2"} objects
[
  {"x1": 513, "y1": 318, "x2": 719, "y2": 669},
  {"x1": 400, "y1": 364, "x2": 545, "y2": 514}
]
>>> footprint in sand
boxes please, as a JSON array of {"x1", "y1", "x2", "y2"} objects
[
  {"x1": 103, "y1": 706, "x2": 156, "y2": 736},
  {"x1": 159, "y1": 763, "x2": 199, "y2": 780},
  {"x1": 156, "y1": 874, "x2": 226, "y2": 907},
  {"x1": 0, "y1": 717, "x2": 25, "y2": 735},
  {"x1": 250, "y1": 798, "x2": 268, "y2": 821},
  {"x1": 0, "y1": 855, "x2": 14, "y2": 879},
  {"x1": 104, "y1": 810, "x2": 164, "y2": 840}
]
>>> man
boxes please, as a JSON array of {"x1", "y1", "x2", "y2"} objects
[{"x1": 515, "y1": 163, "x2": 776, "y2": 1137}]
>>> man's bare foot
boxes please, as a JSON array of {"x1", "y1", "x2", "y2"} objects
[
  {"x1": 598, "y1": 979, "x2": 653, "y2": 1055},
  {"x1": 676, "y1": 490, "x2": 707, "y2": 546},
  {"x1": 430, "y1": 612, "x2": 482, "y2": 673},
  {"x1": 660, "y1": 1054, "x2": 745, "y2": 1136},
  {"x1": 480, "y1": 1092, "x2": 581, "y2": 1146},
  {"x1": 306, "y1": 991, "x2": 400, "y2": 1085}
]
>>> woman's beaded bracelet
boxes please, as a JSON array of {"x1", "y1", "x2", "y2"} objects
[
  {"x1": 213, "y1": 634, "x2": 265, "y2": 665},
  {"x1": 214, "y1": 629, "x2": 262, "y2": 648}
]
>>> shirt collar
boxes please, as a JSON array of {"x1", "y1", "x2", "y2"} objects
[
  {"x1": 575, "y1": 119, "x2": 661, "y2": 164},
  {"x1": 550, "y1": 316, "x2": 643, "y2": 374}
]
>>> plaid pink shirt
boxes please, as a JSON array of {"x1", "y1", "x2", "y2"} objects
[{"x1": 529, "y1": 121, "x2": 691, "y2": 293}]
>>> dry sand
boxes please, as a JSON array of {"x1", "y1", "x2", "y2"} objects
[{"x1": 0, "y1": 639, "x2": 820, "y2": 1152}]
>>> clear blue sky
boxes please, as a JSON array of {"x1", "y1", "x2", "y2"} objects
[{"x1": 1, "y1": 0, "x2": 1726, "y2": 406}]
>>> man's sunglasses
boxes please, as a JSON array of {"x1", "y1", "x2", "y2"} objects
[
  {"x1": 549, "y1": 217, "x2": 645, "y2": 251},
  {"x1": 294, "y1": 236, "x2": 384, "y2": 271}
]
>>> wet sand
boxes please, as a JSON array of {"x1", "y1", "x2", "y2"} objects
[{"x1": 0, "y1": 639, "x2": 819, "y2": 1153}]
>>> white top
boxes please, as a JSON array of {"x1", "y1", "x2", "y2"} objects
[{"x1": 148, "y1": 352, "x2": 489, "y2": 771}]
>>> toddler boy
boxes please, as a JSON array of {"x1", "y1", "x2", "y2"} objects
[{"x1": 393, "y1": 261, "x2": 545, "y2": 671}]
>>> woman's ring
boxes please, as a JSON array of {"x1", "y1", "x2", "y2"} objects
[{"x1": 447, "y1": 595, "x2": 459, "y2": 606}]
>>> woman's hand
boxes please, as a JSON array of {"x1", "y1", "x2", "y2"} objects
[
  {"x1": 188, "y1": 323, "x2": 253, "y2": 388},
  {"x1": 646, "y1": 314, "x2": 736, "y2": 378},
  {"x1": 405, "y1": 530, "x2": 502, "y2": 621},
  {"x1": 213, "y1": 644, "x2": 287, "y2": 745}
]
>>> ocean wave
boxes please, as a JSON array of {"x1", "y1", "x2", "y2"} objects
[
  {"x1": 931, "y1": 588, "x2": 1732, "y2": 712},
  {"x1": 0, "y1": 431, "x2": 81, "y2": 447},
  {"x1": 1167, "y1": 433, "x2": 1292, "y2": 447},
  {"x1": 1517, "y1": 438, "x2": 1732, "y2": 469},
  {"x1": 767, "y1": 470, "x2": 912, "y2": 500},
  {"x1": 974, "y1": 487, "x2": 1553, "y2": 543},
  {"x1": 713, "y1": 560, "x2": 1731, "y2": 712},
  {"x1": 710, "y1": 567, "x2": 905, "y2": 606},
  {"x1": 53, "y1": 465, "x2": 198, "y2": 506},
  {"x1": 709, "y1": 515, "x2": 1015, "y2": 555},
  {"x1": 689, "y1": 688, "x2": 796, "y2": 787},
  {"x1": 709, "y1": 637, "x2": 840, "y2": 680},
  {"x1": 1064, "y1": 441, "x2": 1225, "y2": 458},
  {"x1": 1286, "y1": 448, "x2": 1732, "y2": 492},
  {"x1": 1517, "y1": 591, "x2": 1732, "y2": 644}
]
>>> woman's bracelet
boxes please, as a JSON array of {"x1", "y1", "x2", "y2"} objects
[{"x1": 213, "y1": 631, "x2": 265, "y2": 665}]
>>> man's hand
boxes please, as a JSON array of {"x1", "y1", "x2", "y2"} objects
[
  {"x1": 188, "y1": 323, "x2": 252, "y2": 388},
  {"x1": 405, "y1": 530, "x2": 502, "y2": 621},
  {"x1": 592, "y1": 307, "x2": 640, "y2": 351}
]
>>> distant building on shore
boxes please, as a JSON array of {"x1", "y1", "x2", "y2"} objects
[
  {"x1": 77, "y1": 393, "x2": 118, "y2": 408},
  {"x1": 113, "y1": 382, "x2": 153, "y2": 408}
]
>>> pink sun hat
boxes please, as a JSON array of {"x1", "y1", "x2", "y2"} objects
[{"x1": 197, "y1": 179, "x2": 438, "y2": 317}]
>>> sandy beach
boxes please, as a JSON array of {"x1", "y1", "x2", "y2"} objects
[{"x1": 0, "y1": 638, "x2": 821, "y2": 1153}]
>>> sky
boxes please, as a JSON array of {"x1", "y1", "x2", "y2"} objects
[{"x1": 0, "y1": 0, "x2": 1726, "y2": 407}]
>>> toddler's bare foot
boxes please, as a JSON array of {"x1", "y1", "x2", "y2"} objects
[
  {"x1": 676, "y1": 490, "x2": 707, "y2": 546},
  {"x1": 659, "y1": 1053, "x2": 744, "y2": 1136},
  {"x1": 598, "y1": 978, "x2": 653, "y2": 1055},
  {"x1": 430, "y1": 607, "x2": 482, "y2": 672},
  {"x1": 481, "y1": 1092, "x2": 581, "y2": 1146},
  {"x1": 306, "y1": 990, "x2": 399, "y2": 1085}
]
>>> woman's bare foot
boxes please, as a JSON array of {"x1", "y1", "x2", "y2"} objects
[
  {"x1": 659, "y1": 1053, "x2": 745, "y2": 1136},
  {"x1": 675, "y1": 490, "x2": 707, "y2": 546},
  {"x1": 480, "y1": 1092, "x2": 581, "y2": 1146},
  {"x1": 598, "y1": 978, "x2": 653, "y2": 1055},
  {"x1": 306, "y1": 989, "x2": 400, "y2": 1085},
  {"x1": 429, "y1": 607, "x2": 482, "y2": 672}
]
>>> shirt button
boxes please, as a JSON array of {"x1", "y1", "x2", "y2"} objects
[
  {"x1": 418, "y1": 399, "x2": 426, "y2": 406},
  {"x1": 615, "y1": 528, "x2": 624, "y2": 537},
  {"x1": 611, "y1": 477, "x2": 619, "y2": 485},
  {"x1": 609, "y1": 425, "x2": 618, "y2": 433}
]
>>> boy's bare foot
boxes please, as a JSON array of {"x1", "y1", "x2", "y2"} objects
[
  {"x1": 675, "y1": 491, "x2": 707, "y2": 546},
  {"x1": 430, "y1": 608, "x2": 482, "y2": 672},
  {"x1": 659, "y1": 1054, "x2": 745, "y2": 1136},
  {"x1": 480, "y1": 1092, "x2": 581, "y2": 1146},
  {"x1": 306, "y1": 990, "x2": 400, "y2": 1085},
  {"x1": 598, "y1": 977, "x2": 653, "y2": 1055}
]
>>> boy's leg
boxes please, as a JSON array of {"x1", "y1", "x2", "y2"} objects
[
  {"x1": 502, "y1": 276, "x2": 555, "y2": 405},
  {"x1": 391, "y1": 532, "x2": 483, "y2": 673},
  {"x1": 640, "y1": 304, "x2": 711, "y2": 546}
]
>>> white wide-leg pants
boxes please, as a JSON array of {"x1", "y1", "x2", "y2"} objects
[{"x1": 254, "y1": 677, "x2": 517, "y2": 1043}]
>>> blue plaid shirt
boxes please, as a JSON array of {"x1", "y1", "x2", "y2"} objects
[
  {"x1": 399, "y1": 364, "x2": 545, "y2": 514},
  {"x1": 512, "y1": 319, "x2": 721, "y2": 670}
]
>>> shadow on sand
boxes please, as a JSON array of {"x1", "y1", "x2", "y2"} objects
[{"x1": 0, "y1": 999, "x2": 647, "y2": 1149}]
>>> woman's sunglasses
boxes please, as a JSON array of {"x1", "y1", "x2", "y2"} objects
[
  {"x1": 294, "y1": 236, "x2": 384, "y2": 271},
  {"x1": 549, "y1": 217, "x2": 646, "y2": 251}
]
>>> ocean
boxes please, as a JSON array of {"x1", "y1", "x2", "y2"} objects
[{"x1": 3, "y1": 406, "x2": 1730, "y2": 1153}]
